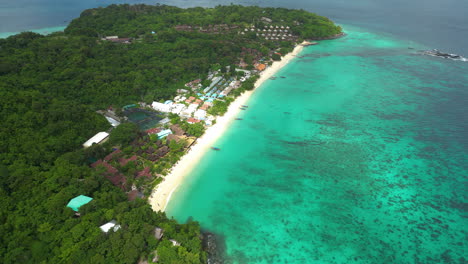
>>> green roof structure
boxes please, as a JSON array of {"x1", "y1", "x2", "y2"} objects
[{"x1": 66, "y1": 195, "x2": 93, "y2": 212}]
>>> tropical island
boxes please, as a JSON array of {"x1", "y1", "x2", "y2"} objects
[{"x1": 0, "y1": 4, "x2": 342, "y2": 264}]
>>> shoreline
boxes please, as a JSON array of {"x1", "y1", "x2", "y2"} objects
[
  {"x1": 0, "y1": 26, "x2": 67, "y2": 39},
  {"x1": 149, "y1": 42, "x2": 306, "y2": 212},
  {"x1": 310, "y1": 32, "x2": 346, "y2": 40}
]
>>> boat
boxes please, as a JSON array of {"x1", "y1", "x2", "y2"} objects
[
  {"x1": 269, "y1": 76, "x2": 277, "y2": 80},
  {"x1": 280, "y1": 76, "x2": 286, "y2": 79},
  {"x1": 241, "y1": 105, "x2": 249, "y2": 108},
  {"x1": 240, "y1": 107, "x2": 247, "y2": 110},
  {"x1": 211, "y1": 147, "x2": 221, "y2": 151},
  {"x1": 235, "y1": 118, "x2": 243, "y2": 120}
]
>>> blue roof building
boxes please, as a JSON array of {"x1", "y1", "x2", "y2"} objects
[
  {"x1": 67, "y1": 195, "x2": 93, "y2": 212},
  {"x1": 157, "y1": 129, "x2": 173, "y2": 139}
]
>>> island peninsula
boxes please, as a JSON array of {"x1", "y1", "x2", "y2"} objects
[{"x1": 0, "y1": 4, "x2": 341, "y2": 263}]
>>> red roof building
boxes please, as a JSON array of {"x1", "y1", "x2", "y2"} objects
[
  {"x1": 184, "y1": 79, "x2": 201, "y2": 88},
  {"x1": 128, "y1": 190, "x2": 144, "y2": 201},
  {"x1": 91, "y1": 160, "x2": 126, "y2": 190},
  {"x1": 187, "y1": 118, "x2": 201, "y2": 124},
  {"x1": 256, "y1": 64, "x2": 266, "y2": 71},
  {"x1": 104, "y1": 149, "x2": 122, "y2": 162},
  {"x1": 119, "y1": 155, "x2": 138, "y2": 167},
  {"x1": 200, "y1": 104, "x2": 210, "y2": 111},
  {"x1": 136, "y1": 167, "x2": 152, "y2": 179},
  {"x1": 146, "y1": 128, "x2": 162, "y2": 135}
]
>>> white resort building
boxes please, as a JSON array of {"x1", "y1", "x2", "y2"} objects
[{"x1": 83, "y1": 132, "x2": 109, "y2": 148}]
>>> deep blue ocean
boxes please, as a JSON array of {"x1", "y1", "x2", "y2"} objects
[{"x1": 2, "y1": 1, "x2": 466, "y2": 263}]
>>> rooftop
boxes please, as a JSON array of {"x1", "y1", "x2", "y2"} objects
[
  {"x1": 83, "y1": 132, "x2": 109, "y2": 148},
  {"x1": 187, "y1": 117, "x2": 201, "y2": 124},
  {"x1": 99, "y1": 220, "x2": 121, "y2": 233},
  {"x1": 66, "y1": 195, "x2": 93, "y2": 212},
  {"x1": 119, "y1": 155, "x2": 138, "y2": 167}
]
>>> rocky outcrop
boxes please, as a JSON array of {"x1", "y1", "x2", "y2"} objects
[{"x1": 203, "y1": 232, "x2": 225, "y2": 264}]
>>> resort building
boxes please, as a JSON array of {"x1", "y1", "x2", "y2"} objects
[
  {"x1": 157, "y1": 129, "x2": 172, "y2": 139},
  {"x1": 105, "y1": 116, "x2": 120, "y2": 127},
  {"x1": 159, "y1": 117, "x2": 170, "y2": 125},
  {"x1": 99, "y1": 220, "x2": 121, "y2": 233},
  {"x1": 220, "y1": 86, "x2": 234, "y2": 96},
  {"x1": 104, "y1": 149, "x2": 122, "y2": 162},
  {"x1": 146, "y1": 128, "x2": 162, "y2": 135},
  {"x1": 181, "y1": 104, "x2": 198, "y2": 118},
  {"x1": 127, "y1": 190, "x2": 144, "y2": 201},
  {"x1": 119, "y1": 155, "x2": 137, "y2": 167},
  {"x1": 194, "y1": 109, "x2": 207, "y2": 120},
  {"x1": 169, "y1": 239, "x2": 181, "y2": 246},
  {"x1": 256, "y1": 64, "x2": 266, "y2": 71},
  {"x1": 152, "y1": 102, "x2": 172, "y2": 113},
  {"x1": 103, "y1": 36, "x2": 118, "y2": 40},
  {"x1": 205, "y1": 116, "x2": 215, "y2": 126},
  {"x1": 174, "y1": 96, "x2": 186, "y2": 102},
  {"x1": 184, "y1": 79, "x2": 201, "y2": 89},
  {"x1": 170, "y1": 104, "x2": 186, "y2": 115},
  {"x1": 194, "y1": 99, "x2": 203, "y2": 106},
  {"x1": 187, "y1": 118, "x2": 201, "y2": 124},
  {"x1": 83, "y1": 132, "x2": 109, "y2": 148},
  {"x1": 66, "y1": 195, "x2": 93, "y2": 212},
  {"x1": 204, "y1": 76, "x2": 223, "y2": 93},
  {"x1": 91, "y1": 160, "x2": 126, "y2": 190},
  {"x1": 261, "y1": 17, "x2": 273, "y2": 23},
  {"x1": 200, "y1": 103, "x2": 211, "y2": 111}
]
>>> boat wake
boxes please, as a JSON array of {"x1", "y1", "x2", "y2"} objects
[{"x1": 422, "y1": 49, "x2": 467, "y2": 62}]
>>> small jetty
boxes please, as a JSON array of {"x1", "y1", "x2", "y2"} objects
[{"x1": 211, "y1": 147, "x2": 221, "y2": 151}]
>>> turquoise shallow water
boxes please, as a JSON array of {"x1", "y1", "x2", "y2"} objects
[
  {"x1": 167, "y1": 27, "x2": 467, "y2": 263},
  {"x1": 0, "y1": 26, "x2": 66, "y2": 39}
]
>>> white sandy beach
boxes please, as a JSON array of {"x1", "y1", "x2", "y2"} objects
[{"x1": 149, "y1": 42, "x2": 305, "y2": 212}]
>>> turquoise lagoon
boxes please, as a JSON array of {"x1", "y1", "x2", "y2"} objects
[
  {"x1": 0, "y1": 26, "x2": 66, "y2": 39},
  {"x1": 167, "y1": 27, "x2": 467, "y2": 263}
]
